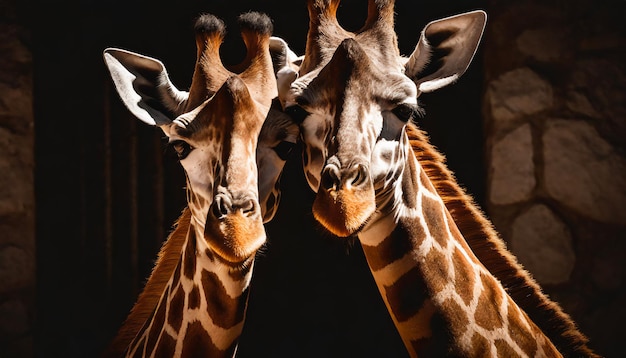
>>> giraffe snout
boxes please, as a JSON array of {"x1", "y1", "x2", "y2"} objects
[
  {"x1": 204, "y1": 189, "x2": 266, "y2": 266},
  {"x1": 313, "y1": 161, "x2": 376, "y2": 237},
  {"x1": 320, "y1": 162, "x2": 370, "y2": 192}
]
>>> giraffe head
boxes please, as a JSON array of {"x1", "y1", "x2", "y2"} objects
[
  {"x1": 104, "y1": 12, "x2": 293, "y2": 267},
  {"x1": 281, "y1": 0, "x2": 486, "y2": 237},
  {"x1": 256, "y1": 105, "x2": 300, "y2": 222},
  {"x1": 255, "y1": 37, "x2": 302, "y2": 223}
]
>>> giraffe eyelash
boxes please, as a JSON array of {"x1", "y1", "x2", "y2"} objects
[
  {"x1": 392, "y1": 103, "x2": 423, "y2": 122},
  {"x1": 167, "y1": 139, "x2": 194, "y2": 160}
]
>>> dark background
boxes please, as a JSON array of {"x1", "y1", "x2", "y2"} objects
[{"x1": 33, "y1": 1, "x2": 488, "y2": 356}]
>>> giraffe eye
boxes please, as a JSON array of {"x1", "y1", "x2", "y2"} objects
[
  {"x1": 273, "y1": 141, "x2": 296, "y2": 161},
  {"x1": 284, "y1": 105, "x2": 310, "y2": 124},
  {"x1": 392, "y1": 103, "x2": 421, "y2": 122},
  {"x1": 168, "y1": 140, "x2": 194, "y2": 160}
]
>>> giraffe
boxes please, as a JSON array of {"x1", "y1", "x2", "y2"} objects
[
  {"x1": 101, "y1": 12, "x2": 298, "y2": 357},
  {"x1": 278, "y1": 0, "x2": 597, "y2": 356}
]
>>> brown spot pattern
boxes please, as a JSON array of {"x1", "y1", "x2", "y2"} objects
[
  {"x1": 181, "y1": 321, "x2": 222, "y2": 358},
  {"x1": 153, "y1": 332, "x2": 176, "y2": 357},
  {"x1": 422, "y1": 248, "x2": 448, "y2": 295},
  {"x1": 383, "y1": 265, "x2": 429, "y2": 322},
  {"x1": 188, "y1": 284, "x2": 201, "y2": 310},
  {"x1": 421, "y1": 195, "x2": 448, "y2": 248},
  {"x1": 201, "y1": 269, "x2": 247, "y2": 329},
  {"x1": 171, "y1": 257, "x2": 182, "y2": 289},
  {"x1": 168, "y1": 285, "x2": 185, "y2": 333},
  {"x1": 184, "y1": 229, "x2": 197, "y2": 279},
  {"x1": 401, "y1": 152, "x2": 419, "y2": 209},
  {"x1": 204, "y1": 248, "x2": 214, "y2": 262},
  {"x1": 474, "y1": 272, "x2": 504, "y2": 330},
  {"x1": 441, "y1": 298, "x2": 469, "y2": 335},
  {"x1": 452, "y1": 247, "x2": 475, "y2": 306},
  {"x1": 495, "y1": 338, "x2": 523, "y2": 358},
  {"x1": 398, "y1": 214, "x2": 428, "y2": 248},
  {"x1": 360, "y1": 140, "x2": 370, "y2": 155},
  {"x1": 361, "y1": 225, "x2": 415, "y2": 271},
  {"x1": 427, "y1": 311, "x2": 456, "y2": 355},
  {"x1": 469, "y1": 332, "x2": 492, "y2": 357}
]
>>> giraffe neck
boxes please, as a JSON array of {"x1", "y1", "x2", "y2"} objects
[
  {"x1": 358, "y1": 133, "x2": 561, "y2": 358},
  {"x1": 110, "y1": 208, "x2": 253, "y2": 358},
  {"x1": 404, "y1": 123, "x2": 596, "y2": 356}
]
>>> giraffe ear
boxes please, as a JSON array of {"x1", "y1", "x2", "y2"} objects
[
  {"x1": 404, "y1": 10, "x2": 486, "y2": 93},
  {"x1": 269, "y1": 37, "x2": 302, "y2": 108},
  {"x1": 103, "y1": 48, "x2": 189, "y2": 127}
]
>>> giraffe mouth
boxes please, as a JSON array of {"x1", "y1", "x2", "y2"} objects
[
  {"x1": 312, "y1": 187, "x2": 376, "y2": 237},
  {"x1": 204, "y1": 211, "x2": 266, "y2": 267},
  {"x1": 210, "y1": 250, "x2": 256, "y2": 273}
]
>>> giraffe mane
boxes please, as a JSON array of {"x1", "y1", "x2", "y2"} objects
[
  {"x1": 102, "y1": 208, "x2": 192, "y2": 358},
  {"x1": 404, "y1": 122, "x2": 597, "y2": 357}
]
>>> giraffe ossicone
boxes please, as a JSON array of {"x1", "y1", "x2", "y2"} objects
[
  {"x1": 102, "y1": 12, "x2": 298, "y2": 357},
  {"x1": 279, "y1": 0, "x2": 597, "y2": 356}
]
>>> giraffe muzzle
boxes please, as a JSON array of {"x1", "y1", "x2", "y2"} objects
[
  {"x1": 313, "y1": 162, "x2": 376, "y2": 237},
  {"x1": 204, "y1": 191, "x2": 266, "y2": 265}
]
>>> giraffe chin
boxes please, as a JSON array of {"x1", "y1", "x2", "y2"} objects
[
  {"x1": 204, "y1": 212, "x2": 266, "y2": 267},
  {"x1": 312, "y1": 188, "x2": 376, "y2": 237}
]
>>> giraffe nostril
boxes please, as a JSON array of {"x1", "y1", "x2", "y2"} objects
[
  {"x1": 213, "y1": 193, "x2": 259, "y2": 218},
  {"x1": 348, "y1": 163, "x2": 369, "y2": 188},
  {"x1": 239, "y1": 199, "x2": 256, "y2": 216},
  {"x1": 212, "y1": 196, "x2": 231, "y2": 218},
  {"x1": 320, "y1": 165, "x2": 340, "y2": 191}
]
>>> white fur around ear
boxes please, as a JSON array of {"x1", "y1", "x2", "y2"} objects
[
  {"x1": 405, "y1": 10, "x2": 487, "y2": 93},
  {"x1": 103, "y1": 48, "x2": 188, "y2": 127}
]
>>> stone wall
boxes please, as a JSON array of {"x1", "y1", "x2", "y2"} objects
[
  {"x1": 0, "y1": 0, "x2": 35, "y2": 356},
  {"x1": 483, "y1": 1, "x2": 626, "y2": 355}
]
